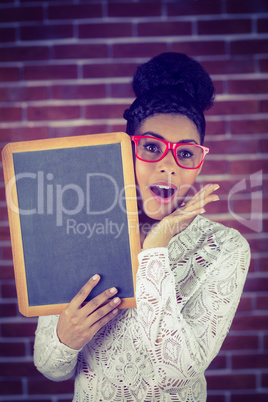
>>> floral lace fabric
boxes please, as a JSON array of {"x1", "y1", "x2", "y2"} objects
[{"x1": 34, "y1": 216, "x2": 250, "y2": 401}]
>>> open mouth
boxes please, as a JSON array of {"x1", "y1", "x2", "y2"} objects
[{"x1": 149, "y1": 183, "x2": 177, "y2": 204}]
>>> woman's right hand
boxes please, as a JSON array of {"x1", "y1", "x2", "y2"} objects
[{"x1": 57, "y1": 274, "x2": 121, "y2": 350}]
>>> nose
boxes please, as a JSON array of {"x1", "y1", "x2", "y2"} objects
[{"x1": 158, "y1": 149, "x2": 177, "y2": 175}]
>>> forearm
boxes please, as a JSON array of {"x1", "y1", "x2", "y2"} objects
[
  {"x1": 136, "y1": 236, "x2": 250, "y2": 391},
  {"x1": 34, "y1": 315, "x2": 79, "y2": 381}
]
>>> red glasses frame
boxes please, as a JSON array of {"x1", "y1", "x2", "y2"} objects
[{"x1": 131, "y1": 135, "x2": 209, "y2": 170}]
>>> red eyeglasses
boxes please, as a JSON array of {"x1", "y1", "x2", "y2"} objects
[{"x1": 131, "y1": 135, "x2": 209, "y2": 170}]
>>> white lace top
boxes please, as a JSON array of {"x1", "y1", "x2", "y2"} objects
[{"x1": 34, "y1": 216, "x2": 250, "y2": 402}]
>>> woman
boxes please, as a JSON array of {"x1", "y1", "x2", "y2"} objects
[{"x1": 34, "y1": 52, "x2": 250, "y2": 401}]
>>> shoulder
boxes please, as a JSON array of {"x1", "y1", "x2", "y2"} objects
[{"x1": 169, "y1": 215, "x2": 250, "y2": 267}]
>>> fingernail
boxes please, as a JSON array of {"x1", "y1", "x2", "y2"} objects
[
  {"x1": 92, "y1": 274, "x2": 99, "y2": 281},
  {"x1": 213, "y1": 196, "x2": 220, "y2": 201},
  {"x1": 113, "y1": 297, "x2": 120, "y2": 304},
  {"x1": 214, "y1": 184, "x2": 220, "y2": 190},
  {"x1": 112, "y1": 308, "x2": 118, "y2": 315},
  {"x1": 200, "y1": 208, "x2": 206, "y2": 214},
  {"x1": 110, "y1": 287, "x2": 117, "y2": 294}
]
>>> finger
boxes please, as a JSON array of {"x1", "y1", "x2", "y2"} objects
[
  {"x1": 69, "y1": 274, "x2": 101, "y2": 311},
  {"x1": 186, "y1": 184, "x2": 220, "y2": 207},
  {"x1": 81, "y1": 286, "x2": 118, "y2": 318},
  {"x1": 86, "y1": 298, "x2": 121, "y2": 333},
  {"x1": 90, "y1": 308, "x2": 118, "y2": 337}
]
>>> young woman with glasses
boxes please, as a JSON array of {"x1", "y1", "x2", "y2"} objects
[{"x1": 34, "y1": 53, "x2": 250, "y2": 402}]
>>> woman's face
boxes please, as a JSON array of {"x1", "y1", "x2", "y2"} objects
[{"x1": 134, "y1": 113, "x2": 203, "y2": 221}]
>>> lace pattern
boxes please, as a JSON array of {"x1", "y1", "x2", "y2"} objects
[{"x1": 34, "y1": 216, "x2": 250, "y2": 401}]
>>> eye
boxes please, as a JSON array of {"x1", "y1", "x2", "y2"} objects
[
  {"x1": 177, "y1": 149, "x2": 194, "y2": 159},
  {"x1": 144, "y1": 143, "x2": 161, "y2": 153}
]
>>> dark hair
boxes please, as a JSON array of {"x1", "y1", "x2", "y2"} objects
[{"x1": 123, "y1": 52, "x2": 215, "y2": 144}]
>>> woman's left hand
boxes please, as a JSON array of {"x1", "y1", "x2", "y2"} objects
[{"x1": 142, "y1": 183, "x2": 220, "y2": 250}]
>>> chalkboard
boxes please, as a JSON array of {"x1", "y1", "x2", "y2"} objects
[{"x1": 2, "y1": 133, "x2": 140, "y2": 317}]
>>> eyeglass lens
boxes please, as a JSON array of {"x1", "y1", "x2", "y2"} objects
[{"x1": 136, "y1": 137, "x2": 204, "y2": 168}]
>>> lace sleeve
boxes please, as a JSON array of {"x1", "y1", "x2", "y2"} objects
[
  {"x1": 135, "y1": 229, "x2": 250, "y2": 392},
  {"x1": 34, "y1": 315, "x2": 79, "y2": 381}
]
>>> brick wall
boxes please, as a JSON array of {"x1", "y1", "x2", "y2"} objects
[{"x1": 0, "y1": 0, "x2": 267, "y2": 401}]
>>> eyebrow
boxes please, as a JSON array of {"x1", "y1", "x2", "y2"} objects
[{"x1": 141, "y1": 131, "x2": 199, "y2": 145}]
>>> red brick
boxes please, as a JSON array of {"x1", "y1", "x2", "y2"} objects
[
  {"x1": 207, "y1": 396, "x2": 225, "y2": 402},
  {"x1": 108, "y1": 2, "x2": 162, "y2": 17},
  {"x1": 229, "y1": 79, "x2": 268, "y2": 94},
  {"x1": 232, "y1": 315, "x2": 268, "y2": 331},
  {"x1": 207, "y1": 355, "x2": 226, "y2": 370},
  {"x1": 204, "y1": 199, "x2": 229, "y2": 215},
  {"x1": 28, "y1": 377, "x2": 74, "y2": 394},
  {"x1": 258, "y1": 18, "x2": 268, "y2": 33},
  {"x1": 50, "y1": 124, "x2": 108, "y2": 138},
  {"x1": 260, "y1": 139, "x2": 268, "y2": 152},
  {"x1": 236, "y1": 296, "x2": 253, "y2": 312},
  {"x1": 0, "y1": 67, "x2": 19, "y2": 82},
  {"x1": 264, "y1": 334, "x2": 268, "y2": 348},
  {"x1": 0, "y1": 126, "x2": 49, "y2": 141},
  {"x1": 138, "y1": 21, "x2": 191, "y2": 36},
  {"x1": 260, "y1": 258, "x2": 268, "y2": 272},
  {"x1": 205, "y1": 120, "x2": 226, "y2": 135},
  {"x1": 232, "y1": 353, "x2": 268, "y2": 369},
  {"x1": 260, "y1": 99, "x2": 268, "y2": 113},
  {"x1": 1, "y1": 322, "x2": 37, "y2": 337},
  {"x1": 208, "y1": 100, "x2": 259, "y2": 116},
  {"x1": 0, "y1": 28, "x2": 16, "y2": 42},
  {"x1": 249, "y1": 238, "x2": 268, "y2": 253},
  {"x1": 198, "y1": 19, "x2": 251, "y2": 35},
  {"x1": 231, "y1": 39, "x2": 268, "y2": 55},
  {"x1": 0, "y1": 362, "x2": 39, "y2": 377},
  {"x1": 231, "y1": 393, "x2": 268, "y2": 402},
  {"x1": 0, "y1": 6, "x2": 42, "y2": 23},
  {"x1": 172, "y1": 40, "x2": 226, "y2": 56},
  {"x1": 1, "y1": 283, "x2": 16, "y2": 298},
  {"x1": 0, "y1": 342, "x2": 25, "y2": 357},
  {"x1": 0, "y1": 303, "x2": 17, "y2": 317},
  {"x1": 83, "y1": 62, "x2": 138, "y2": 79},
  {"x1": 27, "y1": 105, "x2": 80, "y2": 121},
  {"x1": 79, "y1": 23, "x2": 132, "y2": 38},
  {"x1": 256, "y1": 295, "x2": 268, "y2": 310},
  {"x1": 0, "y1": 86, "x2": 47, "y2": 102},
  {"x1": 48, "y1": 4, "x2": 102, "y2": 20},
  {"x1": 51, "y1": 84, "x2": 106, "y2": 100},
  {"x1": 0, "y1": 107, "x2": 21, "y2": 122},
  {"x1": 24, "y1": 64, "x2": 77, "y2": 80},
  {"x1": 206, "y1": 373, "x2": 256, "y2": 390},
  {"x1": 54, "y1": 44, "x2": 107, "y2": 59},
  {"x1": 230, "y1": 119, "x2": 268, "y2": 134},
  {"x1": 20, "y1": 24, "x2": 73, "y2": 41},
  {"x1": 227, "y1": 0, "x2": 268, "y2": 13},
  {"x1": 85, "y1": 104, "x2": 129, "y2": 120},
  {"x1": 230, "y1": 159, "x2": 267, "y2": 175},
  {"x1": 244, "y1": 277, "x2": 268, "y2": 292},
  {"x1": 110, "y1": 83, "x2": 134, "y2": 98},
  {"x1": 0, "y1": 380, "x2": 22, "y2": 395},
  {"x1": 113, "y1": 42, "x2": 167, "y2": 58},
  {"x1": 221, "y1": 335, "x2": 258, "y2": 350},
  {"x1": 0, "y1": 46, "x2": 49, "y2": 62},
  {"x1": 167, "y1": 0, "x2": 221, "y2": 15},
  {"x1": 261, "y1": 373, "x2": 268, "y2": 387},
  {"x1": 260, "y1": 58, "x2": 268, "y2": 72},
  {"x1": 201, "y1": 160, "x2": 228, "y2": 175},
  {"x1": 202, "y1": 59, "x2": 255, "y2": 75},
  {"x1": 205, "y1": 139, "x2": 258, "y2": 154}
]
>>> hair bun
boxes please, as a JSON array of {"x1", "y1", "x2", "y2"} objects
[{"x1": 132, "y1": 52, "x2": 214, "y2": 112}]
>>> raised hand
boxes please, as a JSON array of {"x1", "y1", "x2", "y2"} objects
[
  {"x1": 57, "y1": 275, "x2": 121, "y2": 350},
  {"x1": 142, "y1": 183, "x2": 220, "y2": 250}
]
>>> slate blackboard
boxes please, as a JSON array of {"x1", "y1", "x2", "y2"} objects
[{"x1": 2, "y1": 133, "x2": 140, "y2": 317}]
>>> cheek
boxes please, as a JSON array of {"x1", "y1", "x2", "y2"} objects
[
  {"x1": 177, "y1": 170, "x2": 199, "y2": 196},
  {"x1": 135, "y1": 160, "x2": 152, "y2": 189}
]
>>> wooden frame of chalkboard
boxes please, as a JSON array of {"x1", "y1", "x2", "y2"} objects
[{"x1": 2, "y1": 132, "x2": 141, "y2": 317}]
